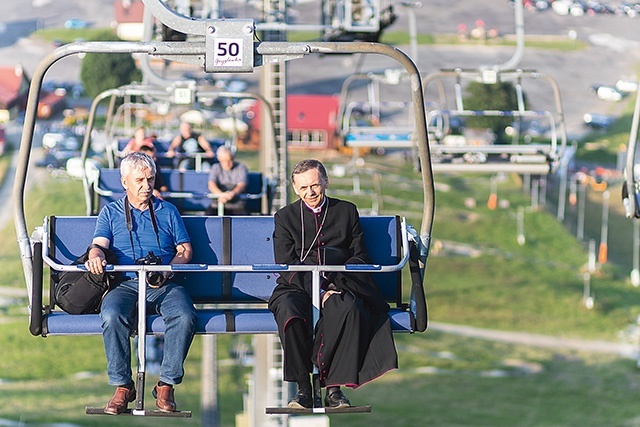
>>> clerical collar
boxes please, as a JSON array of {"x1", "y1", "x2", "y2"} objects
[{"x1": 303, "y1": 197, "x2": 326, "y2": 214}]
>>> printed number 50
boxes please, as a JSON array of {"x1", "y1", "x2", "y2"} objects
[{"x1": 218, "y1": 42, "x2": 240, "y2": 57}]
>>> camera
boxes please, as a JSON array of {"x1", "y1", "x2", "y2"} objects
[{"x1": 135, "y1": 251, "x2": 164, "y2": 288}]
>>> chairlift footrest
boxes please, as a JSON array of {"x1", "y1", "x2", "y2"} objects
[
  {"x1": 265, "y1": 405, "x2": 371, "y2": 414},
  {"x1": 85, "y1": 406, "x2": 192, "y2": 417}
]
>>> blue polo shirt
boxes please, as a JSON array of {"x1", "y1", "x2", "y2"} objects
[{"x1": 93, "y1": 197, "x2": 190, "y2": 273}]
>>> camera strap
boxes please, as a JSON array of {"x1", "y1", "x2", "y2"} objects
[{"x1": 124, "y1": 196, "x2": 163, "y2": 261}]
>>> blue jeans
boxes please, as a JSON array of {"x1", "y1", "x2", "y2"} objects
[{"x1": 100, "y1": 279, "x2": 197, "y2": 386}]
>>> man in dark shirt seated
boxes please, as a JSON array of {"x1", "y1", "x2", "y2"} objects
[{"x1": 206, "y1": 146, "x2": 249, "y2": 215}]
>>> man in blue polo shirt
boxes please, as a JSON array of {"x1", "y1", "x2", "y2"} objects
[{"x1": 84, "y1": 152, "x2": 197, "y2": 415}]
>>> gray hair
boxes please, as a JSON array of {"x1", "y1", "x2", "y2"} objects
[
  {"x1": 291, "y1": 159, "x2": 328, "y2": 184},
  {"x1": 216, "y1": 145, "x2": 234, "y2": 158},
  {"x1": 120, "y1": 152, "x2": 156, "y2": 177}
]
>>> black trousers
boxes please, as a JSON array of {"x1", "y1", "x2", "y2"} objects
[
  {"x1": 280, "y1": 292, "x2": 372, "y2": 386},
  {"x1": 282, "y1": 317, "x2": 314, "y2": 383}
]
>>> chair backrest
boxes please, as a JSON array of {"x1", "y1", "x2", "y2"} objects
[
  {"x1": 166, "y1": 170, "x2": 211, "y2": 212},
  {"x1": 49, "y1": 215, "x2": 401, "y2": 305},
  {"x1": 96, "y1": 169, "x2": 124, "y2": 209}
]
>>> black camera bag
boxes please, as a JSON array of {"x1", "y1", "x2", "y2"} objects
[{"x1": 55, "y1": 244, "x2": 123, "y2": 314}]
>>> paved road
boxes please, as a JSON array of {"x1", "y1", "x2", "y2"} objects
[
  {"x1": 287, "y1": 2, "x2": 640, "y2": 139},
  {"x1": 429, "y1": 321, "x2": 639, "y2": 359}
]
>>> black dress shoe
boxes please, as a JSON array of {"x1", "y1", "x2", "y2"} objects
[
  {"x1": 324, "y1": 388, "x2": 351, "y2": 409},
  {"x1": 287, "y1": 389, "x2": 313, "y2": 409}
]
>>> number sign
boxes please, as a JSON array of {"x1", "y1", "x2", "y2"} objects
[{"x1": 214, "y1": 38, "x2": 244, "y2": 68}]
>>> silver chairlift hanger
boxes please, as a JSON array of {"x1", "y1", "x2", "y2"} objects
[{"x1": 623, "y1": 87, "x2": 640, "y2": 218}]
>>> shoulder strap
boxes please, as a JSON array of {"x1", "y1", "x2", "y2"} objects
[{"x1": 123, "y1": 197, "x2": 162, "y2": 259}]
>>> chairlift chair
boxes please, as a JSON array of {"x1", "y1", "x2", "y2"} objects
[
  {"x1": 422, "y1": 68, "x2": 568, "y2": 175},
  {"x1": 14, "y1": 0, "x2": 434, "y2": 417},
  {"x1": 79, "y1": 82, "x2": 280, "y2": 216}
]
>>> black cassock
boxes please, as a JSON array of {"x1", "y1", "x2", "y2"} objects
[{"x1": 268, "y1": 197, "x2": 398, "y2": 388}]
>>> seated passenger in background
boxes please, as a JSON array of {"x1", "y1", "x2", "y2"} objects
[
  {"x1": 122, "y1": 127, "x2": 155, "y2": 156},
  {"x1": 139, "y1": 145, "x2": 168, "y2": 199},
  {"x1": 205, "y1": 146, "x2": 248, "y2": 216},
  {"x1": 166, "y1": 121, "x2": 215, "y2": 170}
]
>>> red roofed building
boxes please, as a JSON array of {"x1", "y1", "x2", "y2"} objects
[
  {"x1": 0, "y1": 65, "x2": 30, "y2": 123},
  {"x1": 287, "y1": 94, "x2": 340, "y2": 149},
  {"x1": 246, "y1": 94, "x2": 341, "y2": 150}
]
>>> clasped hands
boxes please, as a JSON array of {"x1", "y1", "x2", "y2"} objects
[
  {"x1": 321, "y1": 277, "x2": 341, "y2": 307},
  {"x1": 217, "y1": 190, "x2": 236, "y2": 204}
]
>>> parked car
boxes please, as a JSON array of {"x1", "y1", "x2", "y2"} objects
[
  {"x1": 64, "y1": 19, "x2": 89, "y2": 29},
  {"x1": 552, "y1": 0, "x2": 572, "y2": 15},
  {"x1": 182, "y1": 72, "x2": 216, "y2": 86},
  {"x1": 570, "y1": 1, "x2": 586, "y2": 16},
  {"x1": 590, "y1": 84, "x2": 625, "y2": 102},
  {"x1": 42, "y1": 131, "x2": 81, "y2": 151},
  {"x1": 584, "y1": 1, "x2": 616, "y2": 14},
  {"x1": 615, "y1": 78, "x2": 639, "y2": 93},
  {"x1": 583, "y1": 113, "x2": 614, "y2": 129},
  {"x1": 621, "y1": 2, "x2": 640, "y2": 17}
]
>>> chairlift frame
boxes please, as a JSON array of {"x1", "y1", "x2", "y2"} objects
[
  {"x1": 13, "y1": 27, "x2": 435, "y2": 424},
  {"x1": 13, "y1": 0, "x2": 434, "y2": 418},
  {"x1": 624, "y1": 87, "x2": 640, "y2": 218},
  {"x1": 335, "y1": 70, "x2": 416, "y2": 205},
  {"x1": 77, "y1": 82, "x2": 280, "y2": 215}
]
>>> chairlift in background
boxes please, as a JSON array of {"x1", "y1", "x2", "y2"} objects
[
  {"x1": 321, "y1": 0, "x2": 397, "y2": 42},
  {"x1": 75, "y1": 82, "x2": 280, "y2": 216},
  {"x1": 422, "y1": 68, "x2": 568, "y2": 175},
  {"x1": 334, "y1": 68, "x2": 416, "y2": 208},
  {"x1": 337, "y1": 69, "x2": 417, "y2": 157}
]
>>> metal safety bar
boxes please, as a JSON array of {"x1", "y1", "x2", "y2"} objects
[{"x1": 39, "y1": 216, "x2": 411, "y2": 276}]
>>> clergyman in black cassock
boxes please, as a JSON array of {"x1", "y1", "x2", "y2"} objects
[{"x1": 268, "y1": 159, "x2": 397, "y2": 409}]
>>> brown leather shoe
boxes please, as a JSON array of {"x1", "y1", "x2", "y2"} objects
[
  {"x1": 152, "y1": 384, "x2": 177, "y2": 412},
  {"x1": 104, "y1": 386, "x2": 136, "y2": 415}
]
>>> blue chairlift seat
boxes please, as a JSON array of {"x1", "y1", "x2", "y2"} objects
[{"x1": 33, "y1": 215, "x2": 424, "y2": 337}]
